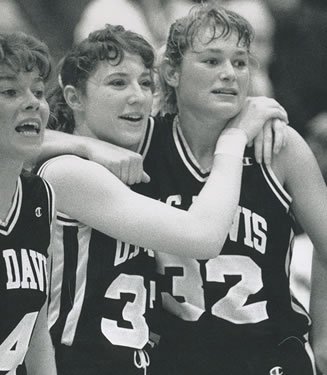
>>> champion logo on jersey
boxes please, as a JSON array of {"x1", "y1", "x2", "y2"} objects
[
  {"x1": 243, "y1": 157, "x2": 253, "y2": 166},
  {"x1": 269, "y1": 366, "x2": 284, "y2": 375},
  {"x1": 35, "y1": 207, "x2": 42, "y2": 218}
]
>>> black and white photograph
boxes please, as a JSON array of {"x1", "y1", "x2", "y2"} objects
[{"x1": 1, "y1": 1, "x2": 327, "y2": 374}]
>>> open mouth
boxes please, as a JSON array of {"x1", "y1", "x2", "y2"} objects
[
  {"x1": 15, "y1": 121, "x2": 41, "y2": 135},
  {"x1": 119, "y1": 114, "x2": 144, "y2": 122},
  {"x1": 212, "y1": 89, "x2": 237, "y2": 96}
]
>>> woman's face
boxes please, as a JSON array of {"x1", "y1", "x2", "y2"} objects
[
  {"x1": 0, "y1": 65, "x2": 49, "y2": 161},
  {"x1": 174, "y1": 27, "x2": 250, "y2": 122},
  {"x1": 80, "y1": 53, "x2": 153, "y2": 151}
]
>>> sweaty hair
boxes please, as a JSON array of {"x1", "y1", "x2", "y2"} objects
[
  {"x1": 0, "y1": 31, "x2": 51, "y2": 81},
  {"x1": 47, "y1": 24, "x2": 155, "y2": 133},
  {"x1": 159, "y1": 2, "x2": 254, "y2": 114}
]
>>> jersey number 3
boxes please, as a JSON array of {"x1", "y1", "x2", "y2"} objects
[{"x1": 101, "y1": 274, "x2": 148, "y2": 348}]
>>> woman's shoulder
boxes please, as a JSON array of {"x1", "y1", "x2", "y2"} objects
[
  {"x1": 37, "y1": 154, "x2": 101, "y2": 188},
  {"x1": 271, "y1": 126, "x2": 317, "y2": 186}
]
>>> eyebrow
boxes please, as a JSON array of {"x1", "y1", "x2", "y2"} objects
[
  {"x1": 0, "y1": 75, "x2": 44, "y2": 82},
  {"x1": 105, "y1": 71, "x2": 151, "y2": 79},
  {"x1": 0, "y1": 74, "x2": 17, "y2": 81},
  {"x1": 200, "y1": 48, "x2": 248, "y2": 56}
]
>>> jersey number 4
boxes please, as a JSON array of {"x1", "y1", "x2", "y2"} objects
[
  {"x1": 0, "y1": 312, "x2": 38, "y2": 372},
  {"x1": 159, "y1": 255, "x2": 268, "y2": 324}
]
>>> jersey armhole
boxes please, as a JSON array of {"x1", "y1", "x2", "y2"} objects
[{"x1": 260, "y1": 163, "x2": 292, "y2": 212}]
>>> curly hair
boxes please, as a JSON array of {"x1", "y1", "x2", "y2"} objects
[
  {"x1": 0, "y1": 31, "x2": 51, "y2": 81},
  {"x1": 47, "y1": 24, "x2": 155, "y2": 134}
]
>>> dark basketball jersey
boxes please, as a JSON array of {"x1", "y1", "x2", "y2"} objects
[
  {"x1": 0, "y1": 172, "x2": 54, "y2": 375},
  {"x1": 136, "y1": 114, "x2": 311, "y2": 348},
  {"x1": 38, "y1": 150, "x2": 157, "y2": 374}
]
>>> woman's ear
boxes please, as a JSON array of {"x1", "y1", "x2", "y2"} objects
[
  {"x1": 161, "y1": 59, "x2": 180, "y2": 88},
  {"x1": 63, "y1": 85, "x2": 84, "y2": 111}
]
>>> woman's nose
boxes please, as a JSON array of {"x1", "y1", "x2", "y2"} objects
[
  {"x1": 23, "y1": 90, "x2": 40, "y2": 111},
  {"x1": 218, "y1": 61, "x2": 236, "y2": 81},
  {"x1": 127, "y1": 84, "x2": 146, "y2": 105}
]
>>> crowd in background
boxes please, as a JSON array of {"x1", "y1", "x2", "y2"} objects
[
  {"x1": 1, "y1": 0, "x2": 327, "y2": 180},
  {"x1": 1, "y1": 0, "x2": 326, "y2": 311}
]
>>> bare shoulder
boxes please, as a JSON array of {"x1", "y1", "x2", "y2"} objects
[
  {"x1": 41, "y1": 155, "x2": 115, "y2": 190},
  {"x1": 271, "y1": 126, "x2": 316, "y2": 184},
  {"x1": 271, "y1": 126, "x2": 323, "y2": 194}
]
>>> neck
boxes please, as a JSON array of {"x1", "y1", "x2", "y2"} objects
[
  {"x1": 74, "y1": 117, "x2": 140, "y2": 153},
  {"x1": 0, "y1": 158, "x2": 23, "y2": 221},
  {"x1": 177, "y1": 109, "x2": 228, "y2": 169}
]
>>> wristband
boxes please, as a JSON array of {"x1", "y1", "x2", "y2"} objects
[{"x1": 214, "y1": 128, "x2": 248, "y2": 159}]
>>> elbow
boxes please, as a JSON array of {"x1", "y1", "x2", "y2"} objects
[{"x1": 190, "y1": 230, "x2": 226, "y2": 259}]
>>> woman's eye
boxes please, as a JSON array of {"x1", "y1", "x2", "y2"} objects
[
  {"x1": 109, "y1": 79, "x2": 126, "y2": 87},
  {"x1": 1, "y1": 89, "x2": 17, "y2": 97},
  {"x1": 204, "y1": 58, "x2": 219, "y2": 65},
  {"x1": 140, "y1": 79, "x2": 153, "y2": 89},
  {"x1": 234, "y1": 60, "x2": 248, "y2": 68},
  {"x1": 33, "y1": 90, "x2": 44, "y2": 99}
]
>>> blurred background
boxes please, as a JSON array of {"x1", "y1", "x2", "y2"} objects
[
  {"x1": 3, "y1": 0, "x2": 327, "y2": 307},
  {"x1": 3, "y1": 0, "x2": 327, "y2": 150}
]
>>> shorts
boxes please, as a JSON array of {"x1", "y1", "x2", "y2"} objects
[
  {"x1": 150, "y1": 335, "x2": 316, "y2": 375},
  {"x1": 55, "y1": 344, "x2": 151, "y2": 375}
]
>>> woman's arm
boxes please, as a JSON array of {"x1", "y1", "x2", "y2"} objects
[
  {"x1": 41, "y1": 139, "x2": 245, "y2": 260},
  {"x1": 39, "y1": 96, "x2": 288, "y2": 183},
  {"x1": 25, "y1": 216, "x2": 57, "y2": 375},
  {"x1": 24, "y1": 303, "x2": 57, "y2": 375},
  {"x1": 38, "y1": 129, "x2": 150, "y2": 185},
  {"x1": 272, "y1": 127, "x2": 327, "y2": 374}
]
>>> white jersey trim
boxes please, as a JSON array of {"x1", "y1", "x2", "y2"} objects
[
  {"x1": 38, "y1": 156, "x2": 84, "y2": 226},
  {"x1": 137, "y1": 117, "x2": 155, "y2": 159},
  {"x1": 42, "y1": 179, "x2": 56, "y2": 226},
  {"x1": 61, "y1": 225, "x2": 92, "y2": 345},
  {"x1": 0, "y1": 177, "x2": 22, "y2": 236},
  {"x1": 304, "y1": 340, "x2": 317, "y2": 375},
  {"x1": 260, "y1": 164, "x2": 292, "y2": 211},
  {"x1": 48, "y1": 224, "x2": 65, "y2": 330},
  {"x1": 173, "y1": 116, "x2": 210, "y2": 183}
]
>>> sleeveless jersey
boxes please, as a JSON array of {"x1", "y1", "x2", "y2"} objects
[
  {"x1": 136, "y1": 114, "x2": 311, "y2": 348},
  {"x1": 38, "y1": 153, "x2": 157, "y2": 373},
  {"x1": 0, "y1": 172, "x2": 54, "y2": 375}
]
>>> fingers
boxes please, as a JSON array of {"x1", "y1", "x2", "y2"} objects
[
  {"x1": 253, "y1": 118, "x2": 289, "y2": 165},
  {"x1": 120, "y1": 159, "x2": 130, "y2": 184},
  {"x1": 272, "y1": 119, "x2": 288, "y2": 154},
  {"x1": 254, "y1": 129, "x2": 264, "y2": 164},
  {"x1": 125, "y1": 155, "x2": 148, "y2": 186},
  {"x1": 141, "y1": 172, "x2": 151, "y2": 184},
  {"x1": 127, "y1": 162, "x2": 145, "y2": 185},
  {"x1": 262, "y1": 121, "x2": 273, "y2": 165}
]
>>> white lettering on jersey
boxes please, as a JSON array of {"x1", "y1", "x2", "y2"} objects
[
  {"x1": 165, "y1": 195, "x2": 268, "y2": 254},
  {"x1": 114, "y1": 241, "x2": 141, "y2": 266},
  {"x1": 228, "y1": 206, "x2": 267, "y2": 253},
  {"x1": 166, "y1": 195, "x2": 182, "y2": 207},
  {"x1": 3, "y1": 249, "x2": 47, "y2": 291}
]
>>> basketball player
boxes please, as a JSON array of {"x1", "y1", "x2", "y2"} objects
[
  {"x1": 37, "y1": 24, "x2": 288, "y2": 375},
  {"x1": 144, "y1": 4, "x2": 326, "y2": 375},
  {"x1": 46, "y1": 4, "x2": 327, "y2": 375},
  {"x1": 0, "y1": 32, "x2": 56, "y2": 374}
]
